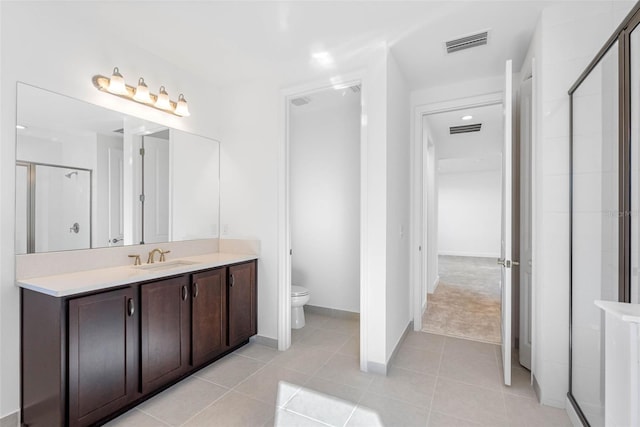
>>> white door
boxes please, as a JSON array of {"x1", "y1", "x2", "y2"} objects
[
  {"x1": 142, "y1": 135, "x2": 170, "y2": 244},
  {"x1": 108, "y1": 147, "x2": 124, "y2": 246},
  {"x1": 519, "y1": 78, "x2": 533, "y2": 370},
  {"x1": 500, "y1": 59, "x2": 514, "y2": 386}
]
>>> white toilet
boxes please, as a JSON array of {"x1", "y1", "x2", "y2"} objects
[{"x1": 291, "y1": 285, "x2": 311, "y2": 329}]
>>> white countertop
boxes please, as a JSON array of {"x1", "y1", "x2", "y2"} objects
[
  {"x1": 17, "y1": 252, "x2": 258, "y2": 297},
  {"x1": 595, "y1": 300, "x2": 640, "y2": 324}
]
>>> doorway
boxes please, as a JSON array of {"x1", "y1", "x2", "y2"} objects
[
  {"x1": 421, "y1": 103, "x2": 504, "y2": 345},
  {"x1": 279, "y1": 74, "x2": 368, "y2": 371}
]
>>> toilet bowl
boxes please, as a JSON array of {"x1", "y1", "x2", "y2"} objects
[{"x1": 291, "y1": 285, "x2": 311, "y2": 329}]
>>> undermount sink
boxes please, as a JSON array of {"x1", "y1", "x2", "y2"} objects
[{"x1": 133, "y1": 260, "x2": 200, "y2": 271}]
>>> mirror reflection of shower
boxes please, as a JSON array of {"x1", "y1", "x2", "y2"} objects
[{"x1": 16, "y1": 161, "x2": 92, "y2": 253}]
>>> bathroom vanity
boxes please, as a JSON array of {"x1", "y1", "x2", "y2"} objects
[{"x1": 19, "y1": 253, "x2": 257, "y2": 427}]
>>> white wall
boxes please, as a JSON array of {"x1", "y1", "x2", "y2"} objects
[
  {"x1": 290, "y1": 92, "x2": 360, "y2": 313},
  {"x1": 523, "y1": 0, "x2": 635, "y2": 408},
  {"x1": 437, "y1": 169, "x2": 502, "y2": 258},
  {"x1": 385, "y1": 52, "x2": 411, "y2": 360},
  {"x1": 0, "y1": 2, "x2": 220, "y2": 417}
]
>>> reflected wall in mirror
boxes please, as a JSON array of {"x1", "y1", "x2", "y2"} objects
[{"x1": 16, "y1": 83, "x2": 220, "y2": 254}]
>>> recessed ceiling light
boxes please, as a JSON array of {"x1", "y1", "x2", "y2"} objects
[
  {"x1": 16, "y1": 124, "x2": 26, "y2": 130},
  {"x1": 461, "y1": 115, "x2": 473, "y2": 121}
]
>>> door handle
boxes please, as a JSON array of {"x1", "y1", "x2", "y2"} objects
[
  {"x1": 497, "y1": 259, "x2": 520, "y2": 268},
  {"x1": 193, "y1": 282, "x2": 199, "y2": 298},
  {"x1": 182, "y1": 285, "x2": 188, "y2": 301},
  {"x1": 127, "y1": 298, "x2": 135, "y2": 317},
  {"x1": 229, "y1": 274, "x2": 234, "y2": 287}
]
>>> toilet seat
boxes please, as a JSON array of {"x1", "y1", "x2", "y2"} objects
[{"x1": 291, "y1": 285, "x2": 310, "y2": 297}]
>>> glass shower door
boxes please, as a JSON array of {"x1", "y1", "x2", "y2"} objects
[
  {"x1": 571, "y1": 42, "x2": 619, "y2": 427},
  {"x1": 33, "y1": 165, "x2": 91, "y2": 252}
]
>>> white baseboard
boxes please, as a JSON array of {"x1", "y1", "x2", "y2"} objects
[
  {"x1": 0, "y1": 411, "x2": 19, "y2": 427},
  {"x1": 438, "y1": 251, "x2": 500, "y2": 258},
  {"x1": 428, "y1": 275, "x2": 440, "y2": 294}
]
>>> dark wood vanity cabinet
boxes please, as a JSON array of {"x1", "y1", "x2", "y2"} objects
[
  {"x1": 68, "y1": 288, "x2": 138, "y2": 427},
  {"x1": 21, "y1": 259, "x2": 257, "y2": 427},
  {"x1": 228, "y1": 261, "x2": 257, "y2": 347},
  {"x1": 140, "y1": 276, "x2": 191, "y2": 393},
  {"x1": 192, "y1": 268, "x2": 227, "y2": 365}
]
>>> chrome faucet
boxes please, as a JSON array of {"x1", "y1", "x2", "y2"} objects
[{"x1": 147, "y1": 248, "x2": 170, "y2": 264}]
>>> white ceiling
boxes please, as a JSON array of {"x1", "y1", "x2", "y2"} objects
[
  {"x1": 424, "y1": 102, "x2": 503, "y2": 172},
  {"x1": 290, "y1": 85, "x2": 361, "y2": 115},
  {"x1": 76, "y1": 1, "x2": 556, "y2": 91}
]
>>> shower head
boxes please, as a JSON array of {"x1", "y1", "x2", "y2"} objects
[{"x1": 65, "y1": 171, "x2": 78, "y2": 178}]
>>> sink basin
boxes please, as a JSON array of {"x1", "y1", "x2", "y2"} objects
[{"x1": 133, "y1": 260, "x2": 200, "y2": 271}]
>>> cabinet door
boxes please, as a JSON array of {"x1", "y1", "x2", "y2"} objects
[
  {"x1": 141, "y1": 276, "x2": 190, "y2": 393},
  {"x1": 228, "y1": 261, "x2": 257, "y2": 347},
  {"x1": 192, "y1": 268, "x2": 226, "y2": 365},
  {"x1": 68, "y1": 287, "x2": 137, "y2": 427}
]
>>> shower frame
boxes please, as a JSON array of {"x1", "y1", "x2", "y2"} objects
[
  {"x1": 568, "y1": 3, "x2": 640, "y2": 425},
  {"x1": 17, "y1": 161, "x2": 93, "y2": 253}
]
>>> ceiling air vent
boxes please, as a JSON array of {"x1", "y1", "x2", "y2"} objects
[
  {"x1": 291, "y1": 97, "x2": 310, "y2": 107},
  {"x1": 445, "y1": 31, "x2": 489, "y2": 54},
  {"x1": 113, "y1": 128, "x2": 124, "y2": 134},
  {"x1": 450, "y1": 123, "x2": 482, "y2": 134}
]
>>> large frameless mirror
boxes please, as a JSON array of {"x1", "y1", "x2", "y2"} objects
[{"x1": 16, "y1": 83, "x2": 220, "y2": 254}]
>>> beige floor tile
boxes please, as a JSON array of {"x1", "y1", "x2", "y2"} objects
[
  {"x1": 303, "y1": 377, "x2": 365, "y2": 405},
  {"x1": 314, "y1": 354, "x2": 376, "y2": 390},
  {"x1": 367, "y1": 366, "x2": 436, "y2": 409},
  {"x1": 137, "y1": 377, "x2": 228, "y2": 426},
  {"x1": 296, "y1": 328, "x2": 351, "y2": 353},
  {"x1": 504, "y1": 394, "x2": 572, "y2": 426},
  {"x1": 284, "y1": 385, "x2": 357, "y2": 426},
  {"x1": 427, "y1": 411, "x2": 482, "y2": 427},
  {"x1": 504, "y1": 365, "x2": 536, "y2": 399},
  {"x1": 430, "y1": 378, "x2": 508, "y2": 426},
  {"x1": 320, "y1": 317, "x2": 360, "y2": 335},
  {"x1": 104, "y1": 409, "x2": 169, "y2": 427},
  {"x1": 337, "y1": 335, "x2": 360, "y2": 357},
  {"x1": 443, "y1": 337, "x2": 499, "y2": 364},
  {"x1": 291, "y1": 326, "x2": 316, "y2": 344},
  {"x1": 269, "y1": 345, "x2": 334, "y2": 375},
  {"x1": 234, "y1": 342, "x2": 280, "y2": 362},
  {"x1": 391, "y1": 345, "x2": 442, "y2": 375},
  {"x1": 303, "y1": 312, "x2": 330, "y2": 329},
  {"x1": 274, "y1": 409, "x2": 328, "y2": 427},
  {"x1": 235, "y1": 364, "x2": 311, "y2": 407},
  {"x1": 438, "y1": 350, "x2": 502, "y2": 390},
  {"x1": 182, "y1": 391, "x2": 274, "y2": 427},
  {"x1": 195, "y1": 354, "x2": 265, "y2": 388},
  {"x1": 347, "y1": 392, "x2": 428, "y2": 427},
  {"x1": 402, "y1": 331, "x2": 446, "y2": 354}
]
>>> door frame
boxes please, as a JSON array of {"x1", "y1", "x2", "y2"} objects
[
  {"x1": 278, "y1": 70, "x2": 368, "y2": 370},
  {"x1": 411, "y1": 92, "x2": 504, "y2": 331}
]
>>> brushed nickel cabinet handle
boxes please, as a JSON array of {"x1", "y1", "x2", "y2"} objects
[
  {"x1": 182, "y1": 285, "x2": 188, "y2": 301},
  {"x1": 193, "y1": 282, "x2": 199, "y2": 298},
  {"x1": 127, "y1": 298, "x2": 135, "y2": 317}
]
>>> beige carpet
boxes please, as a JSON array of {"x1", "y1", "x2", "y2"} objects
[{"x1": 422, "y1": 256, "x2": 501, "y2": 344}]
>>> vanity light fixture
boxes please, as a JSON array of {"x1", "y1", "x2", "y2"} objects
[
  {"x1": 133, "y1": 78, "x2": 152, "y2": 104},
  {"x1": 174, "y1": 94, "x2": 190, "y2": 117},
  {"x1": 92, "y1": 67, "x2": 191, "y2": 117},
  {"x1": 154, "y1": 86, "x2": 171, "y2": 110}
]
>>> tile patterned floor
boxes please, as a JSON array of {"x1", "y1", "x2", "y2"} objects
[{"x1": 106, "y1": 312, "x2": 570, "y2": 427}]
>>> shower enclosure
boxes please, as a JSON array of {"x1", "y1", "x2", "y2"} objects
[
  {"x1": 569, "y1": 4, "x2": 640, "y2": 426},
  {"x1": 16, "y1": 162, "x2": 91, "y2": 253}
]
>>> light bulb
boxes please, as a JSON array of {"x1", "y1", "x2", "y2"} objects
[
  {"x1": 461, "y1": 115, "x2": 473, "y2": 121},
  {"x1": 107, "y1": 67, "x2": 127, "y2": 95},
  {"x1": 174, "y1": 94, "x2": 190, "y2": 117},
  {"x1": 155, "y1": 86, "x2": 171, "y2": 110},
  {"x1": 133, "y1": 77, "x2": 152, "y2": 104}
]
